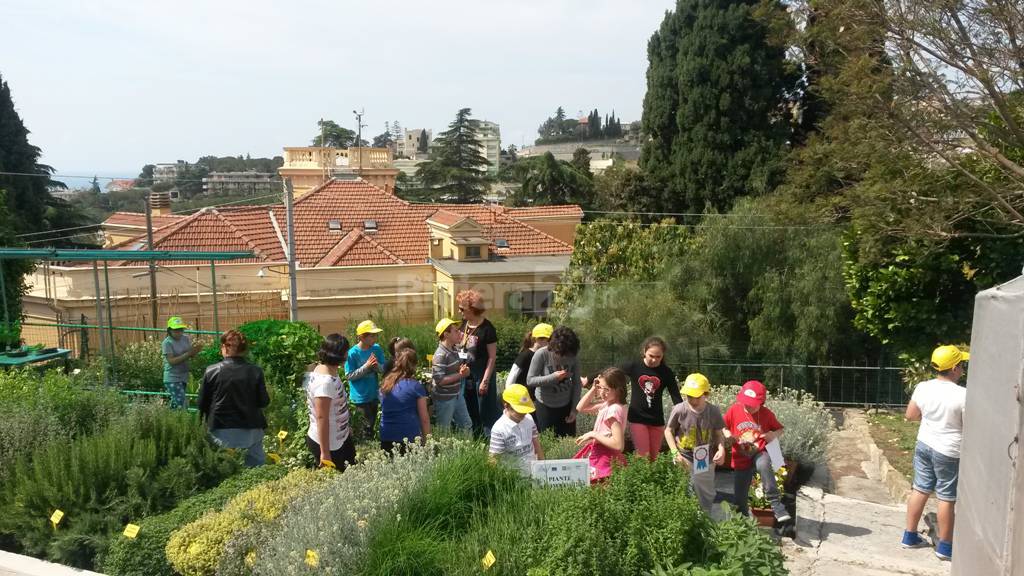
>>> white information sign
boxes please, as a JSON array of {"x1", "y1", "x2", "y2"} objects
[{"x1": 530, "y1": 459, "x2": 589, "y2": 487}]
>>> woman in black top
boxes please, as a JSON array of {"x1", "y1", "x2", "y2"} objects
[
  {"x1": 621, "y1": 336, "x2": 682, "y2": 461},
  {"x1": 505, "y1": 323, "x2": 553, "y2": 399},
  {"x1": 198, "y1": 329, "x2": 270, "y2": 467},
  {"x1": 457, "y1": 289, "x2": 499, "y2": 436}
]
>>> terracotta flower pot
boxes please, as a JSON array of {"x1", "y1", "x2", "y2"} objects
[{"x1": 751, "y1": 507, "x2": 776, "y2": 527}]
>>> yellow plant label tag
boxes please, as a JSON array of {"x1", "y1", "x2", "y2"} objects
[
  {"x1": 277, "y1": 430, "x2": 288, "y2": 441},
  {"x1": 305, "y1": 549, "x2": 319, "y2": 567},
  {"x1": 481, "y1": 550, "x2": 496, "y2": 570},
  {"x1": 123, "y1": 524, "x2": 140, "y2": 538},
  {"x1": 49, "y1": 509, "x2": 64, "y2": 528},
  {"x1": 267, "y1": 452, "x2": 281, "y2": 464}
]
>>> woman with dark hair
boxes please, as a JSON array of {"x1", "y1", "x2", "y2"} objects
[
  {"x1": 526, "y1": 325, "x2": 583, "y2": 437},
  {"x1": 198, "y1": 329, "x2": 270, "y2": 467},
  {"x1": 379, "y1": 347, "x2": 430, "y2": 455},
  {"x1": 304, "y1": 333, "x2": 356, "y2": 470},
  {"x1": 457, "y1": 289, "x2": 500, "y2": 436}
]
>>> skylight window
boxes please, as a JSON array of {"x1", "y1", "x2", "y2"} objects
[
  {"x1": 495, "y1": 238, "x2": 509, "y2": 248},
  {"x1": 363, "y1": 220, "x2": 378, "y2": 233},
  {"x1": 328, "y1": 220, "x2": 342, "y2": 232}
]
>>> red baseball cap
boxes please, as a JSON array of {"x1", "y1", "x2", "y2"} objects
[{"x1": 737, "y1": 380, "x2": 767, "y2": 408}]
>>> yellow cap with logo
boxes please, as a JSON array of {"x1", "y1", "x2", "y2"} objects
[
  {"x1": 167, "y1": 316, "x2": 189, "y2": 330},
  {"x1": 681, "y1": 373, "x2": 710, "y2": 398},
  {"x1": 531, "y1": 323, "x2": 554, "y2": 339},
  {"x1": 931, "y1": 345, "x2": 969, "y2": 372},
  {"x1": 355, "y1": 320, "x2": 383, "y2": 336},
  {"x1": 502, "y1": 384, "x2": 536, "y2": 414},
  {"x1": 435, "y1": 318, "x2": 458, "y2": 336}
]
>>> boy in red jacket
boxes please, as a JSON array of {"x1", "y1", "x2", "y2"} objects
[{"x1": 723, "y1": 380, "x2": 790, "y2": 522}]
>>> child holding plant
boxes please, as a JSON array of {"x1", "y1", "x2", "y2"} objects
[
  {"x1": 723, "y1": 380, "x2": 790, "y2": 523},
  {"x1": 431, "y1": 318, "x2": 473, "y2": 432},
  {"x1": 345, "y1": 320, "x2": 386, "y2": 439},
  {"x1": 304, "y1": 333, "x2": 355, "y2": 470},
  {"x1": 489, "y1": 383, "x2": 545, "y2": 476},
  {"x1": 573, "y1": 367, "x2": 628, "y2": 483},
  {"x1": 664, "y1": 373, "x2": 726, "y2": 519},
  {"x1": 379, "y1": 347, "x2": 430, "y2": 456}
]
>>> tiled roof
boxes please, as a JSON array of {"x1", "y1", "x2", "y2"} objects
[
  {"x1": 103, "y1": 211, "x2": 186, "y2": 230},
  {"x1": 506, "y1": 206, "x2": 585, "y2": 219},
  {"x1": 426, "y1": 209, "x2": 468, "y2": 227},
  {"x1": 107, "y1": 179, "x2": 578, "y2": 267}
]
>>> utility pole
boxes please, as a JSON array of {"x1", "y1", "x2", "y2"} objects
[
  {"x1": 353, "y1": 109, "x2": 366, "y2": 171},
  {"x1": 283, "y1": 178, "x2": 299, "y2": 321},
  {"x1": 144, "y1": 192, "x2": 159, "y2": 329}
]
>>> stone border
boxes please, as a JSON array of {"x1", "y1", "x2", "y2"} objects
[
  {"x1": 845, "y1": 408, "x2": 913, "y2": 503},
  {"x1": 0, "y1": 550, "x2": 106, "y2": 576}
]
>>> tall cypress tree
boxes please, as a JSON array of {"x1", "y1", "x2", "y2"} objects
[
  {"x1": 639, "y1": 0, "x2": 794, "y2": 214},
  {"x1": 415, "y1": 108, "x2": 491, "y2": 203},
  {"x1": 0, "y1": 73, "x2": 59, "y2": 233}
]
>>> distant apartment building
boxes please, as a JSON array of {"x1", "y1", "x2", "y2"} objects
[
  {"x1": 153, "y1": 162, "x2": 187, "y2": 183},
  {"x1": 106, "y1": 179, "x2": 137, "y2": 192},
  {"x1": 202, "y1": 172, "x2": 277, "y2": 196},
  {"x1": 399, "y1": 128, "x2": 432, "y2": 159}
]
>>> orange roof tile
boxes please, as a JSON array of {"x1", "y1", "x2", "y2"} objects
[
  {"x1": 103, "y1": 211, "x2": 186, "y2": 230},
  {"x1": 107, "y1": 179, "x2": 577, "y2": 267}
]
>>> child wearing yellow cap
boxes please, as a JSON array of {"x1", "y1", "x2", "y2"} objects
[
  {"x1": 488, "y1": 384, "x2": 545, "y2": 476},
  {"x1": 345, "y1": 320, "x2": 386, "y2": 439},
  {"x1": 431, "y1": 318, "x2": 472, "y2": 432},
  {"x1": 665, "y1": 373, "x2": 726, "y2": 519}
]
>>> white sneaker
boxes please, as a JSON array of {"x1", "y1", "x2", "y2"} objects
[{"x1": 776, "y1": 513, "x2": 792, "y2": 523}]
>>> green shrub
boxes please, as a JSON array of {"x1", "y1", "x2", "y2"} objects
[
  {"x1": 0, "y1": 368, "x2": 127, "y2": 475},
  {"x1": 709, "y1": 385, "x2": 834, "y2": 465},
  {"x1": 198, "y1": 320, "x2": 322, "y2": 432},
  {"x1": 0, "y1": 403, "x2": 239, "y2": 570},
  {"x1": 112, "y1": 341, "x2": 166, "y2": 391},
  {"x1": 449, "y1": 456, "x2": 712, "y2": 576},
  {"x1": 166, "y1": 468, "x2": 332, "y2": 576},
  {"x1": 645, "y1": 516, "x2": 788, "y2": 575},
  {"x1": 538, "y1": 429, "x2": 584, "y2": 460},
  {"x1": 102, "y1": 464, "x2": 288, "y2": 576},
  {"x1": 237, "y1": 437, "x2": 477, "y2": 576}
]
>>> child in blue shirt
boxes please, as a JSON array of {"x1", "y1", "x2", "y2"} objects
[{"x1": 345, "y1": 320, "x2": 386, "y2": 439}]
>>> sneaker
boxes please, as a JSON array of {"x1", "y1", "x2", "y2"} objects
[
  {"x1": 935, "y1": 540, "x2": 952, "y2": 561},
  {"x1": 901, "y1": 531, "x2": 930, "y2": 549},
  {"x1": 776, "y1": 513, "x2": 792, "y2": 523}
]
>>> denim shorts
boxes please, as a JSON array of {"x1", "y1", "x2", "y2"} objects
[{"x1": 912, "y1": 441, "x2": 960, "y2": 501}]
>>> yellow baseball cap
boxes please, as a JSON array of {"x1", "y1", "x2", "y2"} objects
[
  {"x1": 167, "y1": 316, "x2": 189, "y2": 330},
  {"x1": 502, "y1": 384, "x2": 536, "y2": 414},
  {"x1": 531, "y1": 323, "x2": 554, "y2": 339},
  {"x1": 355, "y1": 320, "x2": 383, "y2": 336},
  {"x1": 682, "y1": 373, "x2": 710, "y2": 398},
  {"x1": 931, "y1": 345, "x2": 969, "y2": 372},
  {"x1": 435, "y1": 318, "x2": 459, "y2": 336}
]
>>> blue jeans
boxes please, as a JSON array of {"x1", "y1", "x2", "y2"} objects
[
  {"x1": 733, "y1": 451, "x2": 787, "y2": 519},
  {"x1": 913, "y1": 441, "x2": 959, "y2": 501},
  {"x1": 210, "y1": 428, "x2": 266, "y2": 467},
  {"x1": 164, "y1": 381, "x2": 188, "y2": 410},
  {"x1": 435, "y1": 390, "x2": 473, "y2": 432}
]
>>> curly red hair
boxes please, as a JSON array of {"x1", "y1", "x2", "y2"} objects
[{"x1": 456, "y1": 289, "x2": 486, "y2": 314}]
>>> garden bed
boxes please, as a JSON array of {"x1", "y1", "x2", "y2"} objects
[{"x1": 865, "y1": 409, "x2": 917, "y2": 480}]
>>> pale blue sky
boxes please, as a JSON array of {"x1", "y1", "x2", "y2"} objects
[{"x1": 0, "y1": 0, "x2": 669, "y2": 181}]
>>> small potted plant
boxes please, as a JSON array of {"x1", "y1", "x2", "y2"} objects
[
  {"x1": 0, "y1": 321, "x2": 22, "y2": 353},
  {"x1": 749, "y1": 465, "x2": 788, "y2": 527}
]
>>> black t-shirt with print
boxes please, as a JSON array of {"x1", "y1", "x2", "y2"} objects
[
  {"x1": 461, "y1": 318, "x2": 498, "y2": 375},
  {"x1": 622, "y1": 359, "x2": 683, "y2": 426}
]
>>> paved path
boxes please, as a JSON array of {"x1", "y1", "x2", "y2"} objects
[
  {"x1": 782, "y1": 409, "x2": 948, "y2": 576},
  {"x1": 0, "y1": 550, "x2": 104, "y2": 576}
]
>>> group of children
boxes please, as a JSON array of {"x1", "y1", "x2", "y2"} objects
[{"x1": 299, "y1": 316, "x2": 789, "y2": 523}]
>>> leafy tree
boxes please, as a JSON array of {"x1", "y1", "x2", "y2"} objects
[
  {"x1": 571, "y1": 148, "x2": 592, "y2": 178},
  {"x1": 639, "y1": 0, "x2": 795, "y2": 214},
  {"x1": 417, "y1": 130, "x2": 429, "y2": 154},
  {"x1": 372, "y1": 130, "x2": 394, "y2": 149},
  {"x1": 593, "y1": 163, "x2": 659, "y2": 217},
  {"x1": 415, "y1": 108, "x2": 491, "y2": 203},
  {"x1": 89, "y1": 176, "x2": 101, "y2": 195},
  {"x1": 505, "y1": 152, "x2": 593, "y2": 208},
  {"x1": 0, "y1": 190, "x2": 32, "y2": 327},
  {"x1": 311, "y1": 119, "x2": 356, "y2": 148},
  {"x1": 136, "y1": 164, "x2": 155, "y2": 187}
]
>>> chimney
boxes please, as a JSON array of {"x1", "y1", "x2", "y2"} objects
[{"x1": 150, "y1": 191, "x2": 172, "y2": 216}]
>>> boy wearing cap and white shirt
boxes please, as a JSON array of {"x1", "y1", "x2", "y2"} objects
[
  {"x1": 345, "y1": 320, "x2": 386, "y2": 440},
  {"x1": 723, "y1": 380, "x2": 790, "y2": 523},
  {"x1": 489, "y1": 384, "x2": 545, "y2": 476},
  {"x1": 664, "y1": 373, "x2": 726, "y2": 519},
  {"x1": 901, "y1": 345, "x2": 968, "y2": 561},
  {"x1": 432, "y1": 318, "x2": 473, "y2": 432}
]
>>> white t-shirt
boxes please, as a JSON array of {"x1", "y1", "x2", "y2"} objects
[
  {"x1": 488, "y1": 413, "x2": 538, "y2": 476},
  {"x1": 305, "y1": 371, "x2": 351, "y2": 451},
  {"x1": 911, "y1": 378, "x2": 967, "y2": 458}
]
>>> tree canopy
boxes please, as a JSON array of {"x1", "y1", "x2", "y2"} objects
[{"x1": 413, "y1": 108, "x2": 491, "y2": 203}]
